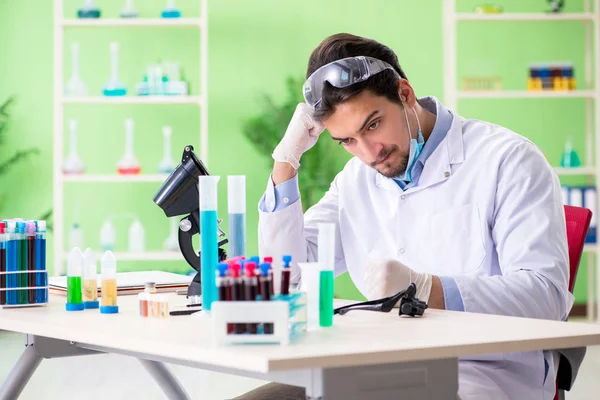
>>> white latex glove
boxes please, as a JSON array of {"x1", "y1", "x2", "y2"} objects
[
  {"x1": 271, "y1": 103, "x2": 325, "y2": 169},
  {"x1": 364, "y1": 259, "x2": 433, "y2": 305}
]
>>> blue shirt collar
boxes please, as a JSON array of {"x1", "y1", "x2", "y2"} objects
[{"x1": 393, "y1": 97, "x2": 453, "y2": 190}]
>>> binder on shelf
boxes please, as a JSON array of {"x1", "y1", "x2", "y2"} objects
[
  {"x1": 563, "y1": 186, "x2": 596, "y2": 243},
  {"x1": 561, "y1": 186, "x2": 570, "y2": 206},
  {"x1": 584, "y1": 187, "x2": 597, "y2": 243}
]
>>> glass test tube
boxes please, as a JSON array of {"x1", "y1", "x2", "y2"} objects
[
  {"x1": 227, "y1": 176, "x2": 246, "y2": 258},
  {"x1": 16, "y1": 222, "x2": 27, "y2": 304},
  {"x1": 35, "y1": 221, "x2": 47, "y2": 303},
  {"x1": 82, "y1": 248, "x2": 99, "y2": 309},
  {"x1": 100, "y1": 251, "x2": 119, "y2": 314},
  {"x1": 244, "y1": 262, "x2": 258, "y2": 334},
  {"x1": 5, "y1": 221, "x2": 17, "y2": 305},
  {"x1": 0, "y1": 222, "x2": 6, "y2": 306},
  {"x1": 299, "y1": 262, "x2": 321, "y2": 331},
  {"x1": 199, "y1": 175, "x2": 220, "y2": 312},
  {"x1": 259, "y1": 263, "x2": 274, "y2": 334},
  {"x1": 318, "y1": 223, "x2": 335, "y2": 328},
  {"x1": 230, "y1": 263, "x2": 246, "y2": 334},
  {"x1": 66, "y1": 247, "x2": 84, "y2": 311},
  {"x1": 25, "y1": 222, "x2": 36, "y2": 304},
  {"x1": 280, "y1": 255, "x2": 292, "y2": 295}
]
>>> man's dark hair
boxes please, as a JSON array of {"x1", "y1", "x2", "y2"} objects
[{"x1": 306, "y1": 33, "x2": 407, "y2": 120}]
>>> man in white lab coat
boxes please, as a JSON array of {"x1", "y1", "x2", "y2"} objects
[{"x1": 235, "y1": 33, "x2": 574, "y2": 400}]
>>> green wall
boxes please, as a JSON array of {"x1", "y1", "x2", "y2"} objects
[{"x1": 0, "y1": 0, "x2": 593, "y2": 303}]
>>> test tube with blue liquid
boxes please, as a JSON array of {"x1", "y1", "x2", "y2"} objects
[
  {"x1": 0, "y1": 222, "x2": 6, "y2": 305},
  {"x1": 5, "y1": 222, "x2": 17, "y2": 305},
  {"x1": 16, "y1": 221, "x2": 27, "y2": 305},
  {"x1": 199, "y1": 175, "x2": 220, "y2": 312},
  {"x1": 35, "y1": 221, "x2": 47, "y2": 303},
  {"x1": 227, "y1": 176, "x2": 246, "y2": 258},
  {"x1": 26, "y1": 221, "x2": 36, "y2": 304}
]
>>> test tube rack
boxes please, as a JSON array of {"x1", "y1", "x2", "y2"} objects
[
  {"x1": 0, "y1": 270, "x2": 49, "y2": 309},
  {"x1": 212, "y1": 301, "x2": 290, "y2": 345}
]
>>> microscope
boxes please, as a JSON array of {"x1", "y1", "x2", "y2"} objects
[{"x1": 153, "y1": 145, "x2": 228, "y2": 297}]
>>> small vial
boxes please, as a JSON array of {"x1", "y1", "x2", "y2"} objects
[
  {"x1": 100, "y1": 251, "x2": 119, "y2": 314},
  {"x1": 82, "y1": 248, "x2": 99, "y2": 309},
  {"x1": 138, "y1": 292, "x2": 148, "y2": 317},
  {"x1": 145, "y1": 282, "x2": 157, "y2": 294},
  {"x1": 151, "y1": 294, "x2": 160, "y2": 317},
  {"x1": 66, "y1": 247, "x2": 84, "y2": 311},
  {"x1": 159, "y1": 295, "x2": 169, "y2": 318}
]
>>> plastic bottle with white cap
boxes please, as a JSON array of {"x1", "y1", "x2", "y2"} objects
[
  {"x1": 82, "y1": 248, "x2": 99, "y2": 309},
  {"x1": 66, "y1": 248, "x2": 84, "y2": 311},
  {"x1": 100, "y1": 251, "x2": 119, "y2": 314}
]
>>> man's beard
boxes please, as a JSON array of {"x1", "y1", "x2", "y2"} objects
[{"x1": 370, "y1": 146, "x2": 408, "y2": 178}]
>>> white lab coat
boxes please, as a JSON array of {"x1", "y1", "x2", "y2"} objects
[{"x1": 258, "y1": 112, "x2": 574, "y2": 399}]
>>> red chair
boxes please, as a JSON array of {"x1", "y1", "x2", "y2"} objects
[{"x1": 554, "y1": 205, "x2": 592, "y2": 400}]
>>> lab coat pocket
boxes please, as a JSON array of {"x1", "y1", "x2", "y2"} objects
[{"x1": 430, "y1": 203, "x2": 486, "y2": 275}]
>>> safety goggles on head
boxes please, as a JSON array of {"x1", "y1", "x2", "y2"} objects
[
  {"x1": 303, "y1": 56, "x2": 400, "y2": 109},
  {"x1": 333, "y1": 283, "x2": 428, "y2": 317}
]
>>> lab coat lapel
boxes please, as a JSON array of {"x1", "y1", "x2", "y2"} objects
[{"x1": 407, "y1": 114, "x2": 464, "y2": 194}]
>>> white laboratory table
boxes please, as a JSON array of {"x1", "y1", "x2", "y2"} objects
[{"x1": 2, "y1": 294, "x2": 600, "y2": 400}]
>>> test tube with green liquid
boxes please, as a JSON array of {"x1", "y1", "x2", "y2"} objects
[
  {"x1": 318, "y1": 223, "x2": 335, "y2": 327},
  {"x1": 66, "y1": 247, "x2": 84, "y2": 311}
]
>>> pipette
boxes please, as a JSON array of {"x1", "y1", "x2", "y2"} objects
[
  {"x1": 77, "y1": 0, "x2": 101, "y2": 19},
  {"x1": 120, "y1": 0, "x2": 139, "y2": 18},
  {"x1": 65, "y1": 43, "x2": 88, "y2": 97},
  {"x1": 116, "y1": 118, "x2": 141, "y2": 174},
  {"x1": 82, "y1": 248, "x2": 99, "y2": 309},
  {"x1": 161, "y1": 0, "x2": 182, "y2": 18},
  {"x1": 63, "y1": 120, "x2": 85, "y2": 174},
  {"x1": 158, "y1": 126, "x2": 176, "y2": 174},
  {"x1": 100, "y1": 251, "x2": 119, "y2": 314},
  {"x1": 103, "y1": 42, "x2": 127, "y2": 97},
  {"x1": 66, "y1": 247, "x2": 84, "y2": 311}
]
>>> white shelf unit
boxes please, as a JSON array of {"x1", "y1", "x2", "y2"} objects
[
  {"x1": 62, "y1": 96, "x2": 204, "y2": 105},
  {"x1": 457, "y1": 90, "x2": 596, "y2": 99},
  {"x1": 443, "y1": 0, "x2": 600, "y2": 322},
  {"x1": 63, "y1": 174, "x2": 170, "y2": 183},
  {"x1": 554, "y1": 167, "x2": 597, "y2": 176},
  {"x1": 53, "y1": 0, "x2": 208, "y2": 275},
  {"x1": 62, "y1": 251, "x2": 183, "y2": 261},
  {"x1": 62, "y1": 18, "x2": 204, "y2": 28}
]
